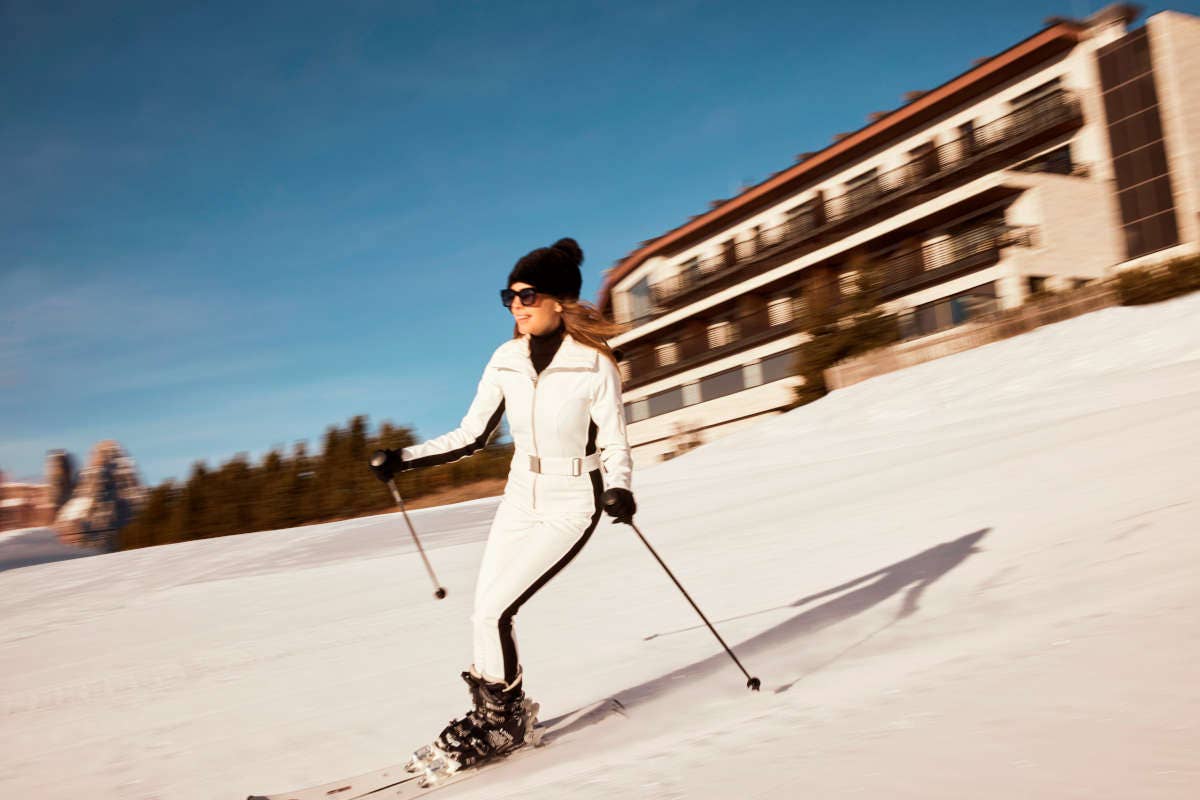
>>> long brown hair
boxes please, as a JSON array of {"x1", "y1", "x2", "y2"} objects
[{"x1": 513, "y1": 298, "x2": 626, "y2": 363}]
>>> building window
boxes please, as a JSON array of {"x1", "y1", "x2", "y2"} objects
[
  {"x1": 1010, "y1": 77, "x2": 1062, "y2": 111},
  {"x1": 844, "y1": 169, "x2": 880, "y2": 210},
  {"x1": 904, "y1": 282, "x2": 998, "y2": 338},
  {"x1": 1027, "y1": 275, "x2": 1049, "y2": 295},
  {"x1": 654, "y1": 341, "x2": 679, "y2": 367},
  {"x1": 794, "y1": 294, "x2": 809, "y2": 321},
  {"x1": 874, "y1": 242, "x2": 923, "y2": 283},
  {"x1": 924, "y1": 233, "x2": 953, "y2": 270},
  {"x1": 625, "y1": 399, "x2": 649, "y2": 423},
  {"x1": 950, "y1": 292, "x2": 995, "y2": 323},
  {"x1": 785, "y1": 198, "x2": 822, "y2": 237},
  {"x1": 760, "y1": 349, "x2": 799, "y2": 383},
  {"x1": 908, "y1": 141, "x2": 939, "y2": 181},
  {"x1": 767, "y1": 295, "x2": 794, "y2": 327},
  {"x1": 647, "y1": 388, "x2": 684, "y2": 417},
  {"x1": 957, "y1": 120, "x2": 977, "y2": 158},
  {"x1": 751, "y1": 225, "x2": 764, "y2": 252},
  {"x1": 625, "y1": 277, "x2": 653, "y2": 322},
  {"x1": 838, "y1": 269, "x2": 860, "y2": 298},
  {"x1": 706, "y1": 320, "x2": 732, "y2": 349},
  {"x1": 699, "y1": 367, "x2": 746, "y2": 402},
  {"x1": 682, "y1": 382, "x2": 702, "y2": 406},
  {"x1": 721, "y1": 238, "x2": 737, "y2": 268},
  {"x1": 678, "y1": 256, "x2": 703, "y2": 288},
  {"x1": 916, "y1": 302, "x2": 949, "y2": 333},
  {"x1": 618, "y1": 360, "x2": 632, "y2": 383},
  {"x1": 1015, "y1": 145, "x2": 1073, "y2": 175}
]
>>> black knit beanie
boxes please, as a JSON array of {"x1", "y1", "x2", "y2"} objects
[{"x1": 507, "y1": 238, "x2": 584, "y2": 300}]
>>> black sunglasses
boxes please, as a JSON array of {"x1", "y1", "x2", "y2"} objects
[{"x1": 500, "y1": 287, "x2": 541, "y2": 308}]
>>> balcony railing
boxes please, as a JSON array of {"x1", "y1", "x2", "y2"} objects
[
  {"x1": 621, "y1": 221, "x2": 1036, "y2": 388},
  {"x1": 643, "y1": 89, "x2": 1080, "y2": 316},
  {"x1": 622, "y1": 308, "x2": 795, "y2": 390},
  {"x1": 877, "y1": 222, "x2": 1036, "y2": 299}
]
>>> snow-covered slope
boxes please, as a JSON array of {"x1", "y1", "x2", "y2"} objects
[
  {"x1": 2, "y1": 294, "x2": 1198, "y2": 800},
  {"x1": 0, "y1": 527, "x2": 100, "y2": 573}
]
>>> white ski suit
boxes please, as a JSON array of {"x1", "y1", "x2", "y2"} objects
[{"x1": 401, "y1": 333, "x2": 633, "y2": 684}]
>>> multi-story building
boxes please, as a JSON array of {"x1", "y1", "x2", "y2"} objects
[{"x1": 598, "y1": 5, "x2": 1200, "y2": 466}]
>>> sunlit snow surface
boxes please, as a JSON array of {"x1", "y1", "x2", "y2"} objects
[{"x1": 3, "y1": 294, "x2": 1199, "y2": 799}]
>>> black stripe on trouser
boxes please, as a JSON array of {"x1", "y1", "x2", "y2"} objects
[
  {"x1": 496, "y1": 469, "x2": 604, "y2": 684},
  {"x1": 404, "y1": 400, "x2": 505, "y2": 470}
]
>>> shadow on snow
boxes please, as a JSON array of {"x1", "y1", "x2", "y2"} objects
[{"x1": 619, "y1": 527, "x2": 990, "y2": 703}]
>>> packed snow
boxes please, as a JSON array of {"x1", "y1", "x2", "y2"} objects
[
  {"x1": 0, "y1": 527, "x2": 100, "y2": 573},
  {"x1": 2, "y1": 293, "x2": 1198, "y2": 799}
]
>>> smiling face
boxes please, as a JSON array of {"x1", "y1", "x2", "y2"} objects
[{"x1": 509, "y1": 281, "x2": 563, "y2": 336}]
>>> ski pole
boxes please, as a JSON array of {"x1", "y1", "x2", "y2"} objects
[
  {"x1": 609, "y1": 501, "x2": 761, "y2": 691},
  {"x1": 377, "y1": 467, "x2": 447, "y2": 600}
]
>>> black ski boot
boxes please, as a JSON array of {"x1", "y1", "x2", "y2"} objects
[
  {"x1": 468, "y1": 670, "x2": 539, "y2": 756},
  {"x1": 407, "y1": 668, "x2": 539, "y2": 784}
]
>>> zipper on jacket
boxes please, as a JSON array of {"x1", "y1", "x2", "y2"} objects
[{"x1": 530, "y1": 374, "x2": 540, "y2": 510}]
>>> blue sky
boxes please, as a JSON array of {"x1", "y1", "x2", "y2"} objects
[{"x1": 3, "y1": 0, "x2": 1196, "y2": 484}]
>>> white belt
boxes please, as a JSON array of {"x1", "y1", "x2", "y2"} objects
[{"x1": 515, "y1": 449, "x2": 601, "y2": 476}]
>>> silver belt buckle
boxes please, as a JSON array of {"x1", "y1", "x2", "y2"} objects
[
  {"x1": 529, "y1": 455, "x2": 541, "y2": 474},
  {"x1": 571, "y1": 457, "x2": 582, "y2": 477}
]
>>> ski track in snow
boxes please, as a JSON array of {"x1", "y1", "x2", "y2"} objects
[{"x1": 2, "y1": 294, "x2": 1199, "y2": 799}]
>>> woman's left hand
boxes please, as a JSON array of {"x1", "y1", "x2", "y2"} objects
[{"x1": 601, "y1": 488, "x2": 637, "y2": 525}]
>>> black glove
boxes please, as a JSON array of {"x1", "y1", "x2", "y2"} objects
[
  {"x1": 369, "y1": 448, "x2": 406, "y2": 483},
  {"x1": 601, "y1": 488, "x2": 636, "y2": 525}
]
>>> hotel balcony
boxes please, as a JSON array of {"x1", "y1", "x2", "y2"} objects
[
  {"x1": 875, "y1": 222, "x2": 1036, "y2": 300},
  {"x1": 620, "y1": 219, "x2": 1036, "y2": 389},
  {"x1": 638, "y1": 89, "x2": 1080, "y2": 320}
]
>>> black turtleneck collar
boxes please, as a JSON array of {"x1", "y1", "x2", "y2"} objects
[{"x1": 529, "y1": 323, "x2": 565, "y2": 376}]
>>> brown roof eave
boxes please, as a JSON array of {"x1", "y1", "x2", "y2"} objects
[{"x1": 597, "y1": 21, "x2": 1085, "y2": 311}]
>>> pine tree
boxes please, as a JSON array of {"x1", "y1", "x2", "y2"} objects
[
  {"x1": 119, "y1": 482, "x2": 175, "y2": 549},
  {"x1": 793, "y1": 264, "x2": 900, "y2": 404},
  {"x1": 115, "y1": 411, "x2": 516, "y2": 546},
  {"x1": 171, "y1": 462, "x2": 211, "y2": 541},
  {"x1": 314, "y1": 425, "x2": 344, "y2": 521},
  {"x1": 284, "y1": 441, "x2": 314, "y2": 528},
  {"x1": 219, "y1": 453, "x2": 255, "y2": 536},
  {"x1": 257, "y1": 448, "x2": 288, "y2": 532},
  {"x1": 342, "y1": 415, "x2": 370, "y2": 517}
]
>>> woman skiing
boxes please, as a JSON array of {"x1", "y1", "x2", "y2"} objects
[{"x1": 369, "y1": 237, "x2": 636, "y2": 779}]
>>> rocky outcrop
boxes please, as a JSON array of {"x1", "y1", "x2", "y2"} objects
[
  {"x1": 54, "y1": 441, "x2": 146, "y2": 551},
  {"x1": 45, "y1": 450, "x2": 77, "y2": 513}
]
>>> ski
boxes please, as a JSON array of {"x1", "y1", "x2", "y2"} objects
[{"x1": 247, "y1": 697, "x2": 624, "y2": 800}]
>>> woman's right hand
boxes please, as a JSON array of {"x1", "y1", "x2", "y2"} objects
[{"x1": 369, "y1": 449, "x2": 406, "y2": 483}]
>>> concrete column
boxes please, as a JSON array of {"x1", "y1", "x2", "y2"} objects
[{"x1": 745, "y1": 361, "x2": 765, "y2": 389}]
